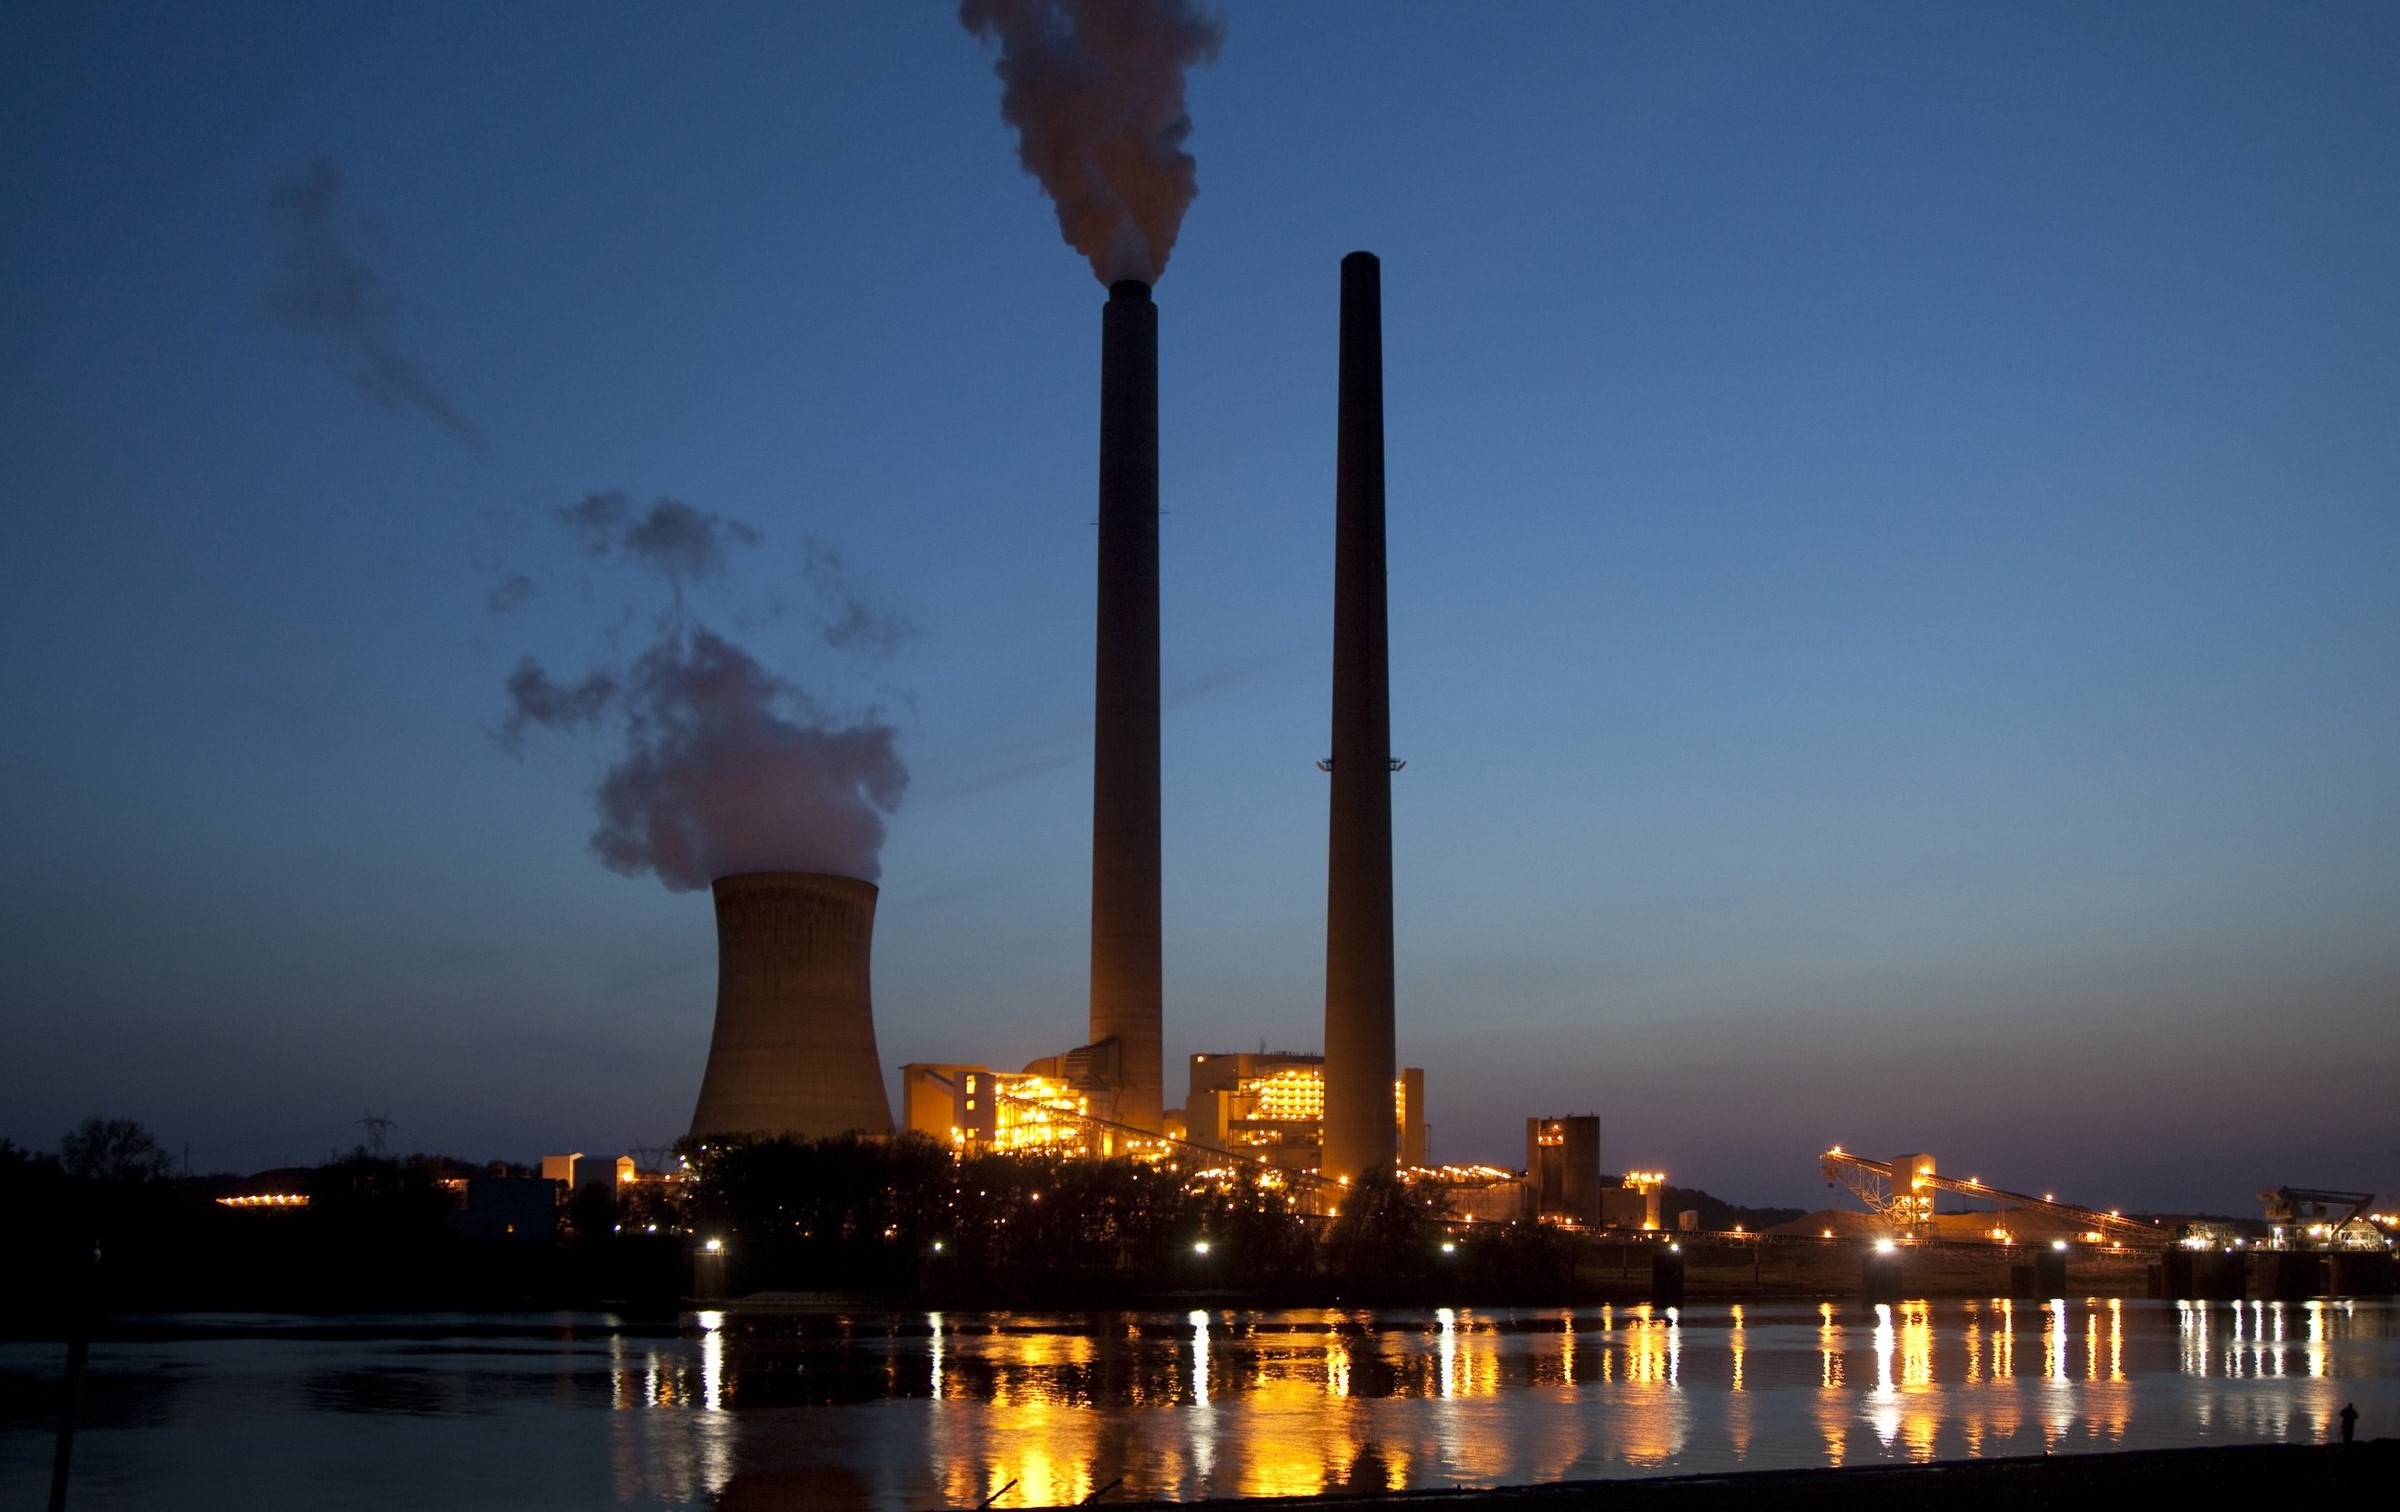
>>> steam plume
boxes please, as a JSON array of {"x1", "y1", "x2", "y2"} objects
[
  {"x1": 590, "y1": 628, "x2": 904, "y2": 888},
  {"x1": 265, "y1": 158, "x2": 483, "y2": 447},
  {"x1": 561, "y1": 491, "x2": 760, "y2": 596},
  {"x1": 496, "y1": 496, "x2": 907, "y2": 889},
  {"x1": 803, "y1": 538, "x2": 914, "y2": 655},
  {"x1": 962, "y1": 0, "x2": 1223, "y2": 285},
  {"x1": 485, "y1": 573, "x2": 536, "y2": 617}
]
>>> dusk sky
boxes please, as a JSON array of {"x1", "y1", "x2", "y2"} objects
[{"x1": 4, "y1": 3, "x2": 2394, "y2": 1212}]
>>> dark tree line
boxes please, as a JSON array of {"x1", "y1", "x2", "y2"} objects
[
  {"x1": 0, "y1": 1118, "x2": 1637, "y2": 1324},
  {"x1": 0, "y1": 1119, "x2": 674, "y2": 1327},
  {"x1": 684, "y1": 1135, "x2": 1581, "y2": 1306}
]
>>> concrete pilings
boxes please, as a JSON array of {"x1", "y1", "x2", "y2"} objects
[
  {"x1": 1649, "y1": 1248, "x2": 1685, "y2": 1309},
  {"x1": 2006, "y1": 1248, "x2": 2066, "y2": 1299},
  {"x1": 2252, "y1": 1251, "x2": 2323, "y2": 1300},
  {"x1": 2156, "y1": 1247, "x2": 2393, "y2": 1299},
  {"x1": 1862, "y1": 1248, "x2": 1905, "y2": 1305},
  {"x1": 2032, "y1": 1245, "x2": 2068, "y2": 1296},
  {"x1": 2326, "y1": 1252, "x2": 2395, "y2": 1296}
]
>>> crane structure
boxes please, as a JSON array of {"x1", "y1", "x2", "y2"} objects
[
  {"x1": 2257, "y1": 1187, "x2": 2384, "y2": 1250},
  {"x1": 1820, "y1": 1147, "x2": 2163, "y2": 1247}
]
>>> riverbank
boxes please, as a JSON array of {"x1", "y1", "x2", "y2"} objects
[{"x1": 1074, "y1": 1441, "x2": 2393, "y2": 1511}]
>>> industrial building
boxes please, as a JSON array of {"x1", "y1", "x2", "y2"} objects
[
  {"x1": 898, "y1": 1056, "x2": 1179, "y2": 1161},
  {"x1": 1184, "y1": 1052, "x2": 1425, "y2": 1172},
  {"x1": 677, "y1": 257, "x2": 1502, "y2": 1196},
  {"x1": 902, "y1": 1062, "x2": 1097, "y2": 1155},
  {"x1": 1526, "y1": 1116, "x2": 1602, "y2": 1225}
]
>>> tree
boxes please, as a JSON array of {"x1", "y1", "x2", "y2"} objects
[
  {"x1": 1323, "y1": 1168, "x2": 1434, "y2": 1295},
  {"x1": 59, "y1": 1118, "x2": 174, "y2": 1184}
]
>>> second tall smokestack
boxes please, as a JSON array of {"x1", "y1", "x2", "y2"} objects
[
  {"x1": 1322, "y1": 251, "x2": 1398, "y2": 1182},
  {"x1": 1090, "y1": 279, "x2": 1163, "y2": 1132}
]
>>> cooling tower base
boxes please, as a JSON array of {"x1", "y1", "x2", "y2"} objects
[{"x1": 688, "y1": 871, "x2": 894, "y2": 1141}]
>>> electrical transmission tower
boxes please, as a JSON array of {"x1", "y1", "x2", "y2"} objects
[{"x1": 357, "y1": 1113, "x2": 397, "y2": 1158}]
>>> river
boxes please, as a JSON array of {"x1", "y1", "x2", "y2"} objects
[{"x1": 3, "y1": 1298, "x2": 2392, "y2": 1509}]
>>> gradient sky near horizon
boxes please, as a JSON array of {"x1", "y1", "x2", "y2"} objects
[{"x1": 4, "y1": 3, "x2": 2395, "y2": 1211}]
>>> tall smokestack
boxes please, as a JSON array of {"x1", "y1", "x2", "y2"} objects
[
  {"x1": 1322, "y1": 251, "x2": 1397, "y2": 1182},
  {"x1": 689, "y1": 872, "x2": 894, "y2": 1140},
  {"x1": 1089, "y1": 279, "x2": 1164, "y2": 1132}
]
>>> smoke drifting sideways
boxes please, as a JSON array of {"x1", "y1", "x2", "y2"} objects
[
  {"x1": 962, "y1": 0, "x2": 1224, "y2": 286},
  {"x1": 265, "y1": 158, "x2": 484, "y2": 449},
  {"x1": 496, "y1": 493, "x2": 908, "y2": 890}
]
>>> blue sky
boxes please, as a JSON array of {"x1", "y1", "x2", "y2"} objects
[{"x1": 3, "y1": 3, "x2": 2394, "y2": 1210}]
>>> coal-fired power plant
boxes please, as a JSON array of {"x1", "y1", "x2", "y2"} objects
[
  {"x1": 1088, "y1": 278, "x2": 1166, "y2": 1133},
  {"x1": 1321, "y1": 252, "x2": 1400, "y2": 1182},
  {"x1": 688, "y1": 872, "x2": 895, "y2": 1140}
]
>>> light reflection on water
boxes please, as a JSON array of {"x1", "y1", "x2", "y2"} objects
[{"x1": 1, "y1": 1299, "x2": 2394, "y2": 1511}]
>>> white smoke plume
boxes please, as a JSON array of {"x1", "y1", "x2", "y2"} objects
[
  {"x1": 802, "y1": 538, "x2": 914, "y2": 656},
  {"x1": 496, "y1": 496, "x2": 907, "y2": 889},
  {"x1": 265, "y1": 158, "x2": 483, "y2": 448},
  {"x1": 962, "y1": 0, "x2": 1224, "y2": 285},
  {"x1": 590, "y1": 627, "x2": 905, "y2": 888}
]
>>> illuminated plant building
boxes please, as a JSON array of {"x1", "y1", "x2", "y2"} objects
[
  {"x1": 1526, "y1": 1116, "x2": 1602, "y2": 1225},
  {"x1": 1185, "y1": 1052, "x2": 1425, "y2": 1172},
  {"x1": 901, "y1": 1060, "x2": 1171, "y2": 1160}
]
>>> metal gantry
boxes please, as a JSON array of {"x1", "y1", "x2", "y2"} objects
[
  {"x1": 2257, "y1": 1186, "x2": 2383, "y2": 1250},
  {"x1": 1819, "y1": 1147, "x2": 2162, "y2": 1247}
]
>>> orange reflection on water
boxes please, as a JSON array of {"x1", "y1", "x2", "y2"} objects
[
  {"x1": 1868, "y1": 1303, "x2": 1899, "y2": 1451},
  {"x1": 2178, "y1": 1300, "x2": 2208, "y2": 1377},
  {"x1": 1898, "y1": 1302, "x2": 1939, "y2": 1462},
  {"x1": 1191, "y1": 1310, "x2": 1211, "y2": 1407},
  {"x1": 929, "y1": 1312, "x2": 945, "y2": 1401},
  {"x1": 930, "y1": 1404, "x2": 1104, "y2": 1512},
  {"x1": 2043, "y1": 1300, "x2": 2070, "y2": 1383},
  {"x1": 1618, "y1": 1305, "x2": 1678, "y2": 1387},
  {"x1": 1435, "y1": 1309, "x2": 1458, "y2": 1398},
  {"x1": 1818, "y1": 1303, "x2": 1844, "y2": 1389},
  {"x1": 1815, "y1": 1388, "x2": 1849, "y2": 1468},
  {"x1": 1726, "y1": 1305, "x2": 1753, "y2": 1462},
  {"x1": 698, "y1": 1310, "x2": 726, "y2": 1412},
  {"x1": 1728, "y1": 1305, "x2": 1745, "y2": 1394},
  {"x1": 1230, "y1": 1376, "x2": 1344, "y2": 1498},
  {"x1": 605, "y1": 1337, "x2": 733, "y2": 1505},
  {"x1": 1899, "y1": 1301, "x2": 1934, "y2": 1388},
  {"x1": 579, "y1": 1295, "x2": 2400, "y2": 1506},
  {"x1": 2039, "y1": 1303, "x2": 2076, "y2": 1453}
]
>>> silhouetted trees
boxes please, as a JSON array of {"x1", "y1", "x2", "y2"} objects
[
  {"x1": 0, "y1": 1120, "x2": 1763, "y2": 1319},
  {"x1": 684, "y1": 1134, "x2": 1309, "y2": 1301},
  {"x1": 58, "y1": 1118, "x2": 173, "y2": 1184},
  {"x1": 681, "y1": 1141, "x2": 1528, "y2": 1304},
  {"x1": 1322, "y1": 1168, "x2": 1436, "y2": 1298}
]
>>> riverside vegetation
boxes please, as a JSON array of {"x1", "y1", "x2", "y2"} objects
[{"x1": 0, "y1": 1125, "x2": 1800, "y2": 1326}]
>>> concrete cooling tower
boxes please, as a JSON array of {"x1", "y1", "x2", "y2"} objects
[{"x1": 687, "y1": 871, "x2": 894, "y2": 1141}]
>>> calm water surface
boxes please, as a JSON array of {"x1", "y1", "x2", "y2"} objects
[{"x1": 3, "y1": 1299, "x2": 2393, "y2": 1509}]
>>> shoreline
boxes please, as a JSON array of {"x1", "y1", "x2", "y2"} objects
[
  {"x1": 0, "y1": 1286, "x2": 2341, "y2": 1341},
  {"x1": 1059, "y1": 1441, "x2": 2393, "y2": 1510}
]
